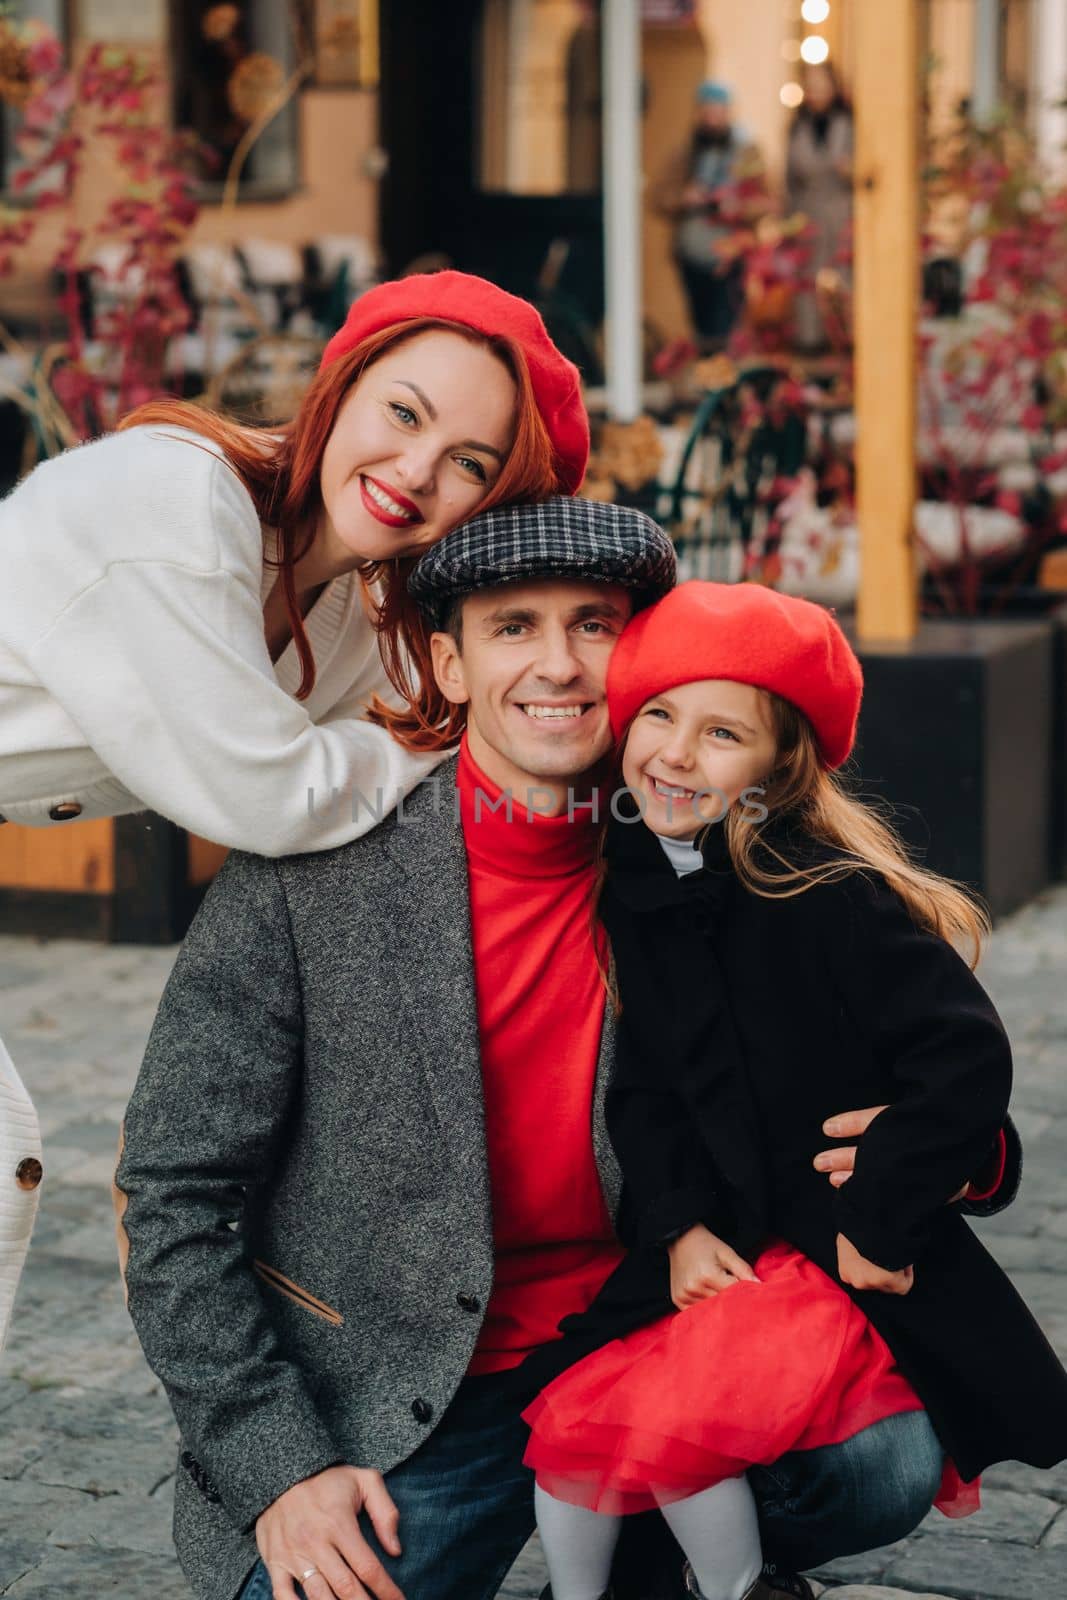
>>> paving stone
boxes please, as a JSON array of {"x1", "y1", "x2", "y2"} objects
[
  {"x1": 0, "y1": 1380, "x2": 29, "y2": 1418},
  {"x1": 983, "y1": 1232, "x2": 1067, "y2": 1274},
  {"x1": 883, "y1": 1532, "x2": 1067, "y2": 1597},
  {"x1": 2, "y1": 1385, "x2": 174, "y2": 1444},
  {"x1": 0, "y1": 1544, "x2": 189, "y2": 1598},
  {"x1": 46, "y1": 1118, "x2": 123, "y2": 1156},
  {"x1": 822, "y1": 1591, "x2": 956, "y2": 1599},
  {"x1": 915, "y1": 1486, "x2": 1059, "y2": 1543},
  {"x1": 975, "y1": 1196, "x2": 1055, "y2": 1239},
  {"x1": 1041, "y1": 1507, "x2": 1067, "y2": 1546},
  {"x1": 0, "y1": 1540, "x2": 39, "y2": 1594},
  {"x1": 0, "y1": 1429, "x2": 54, "y2": 1480},
  {"x1": 47, "y1": 1491, "x2": 175, "y2": 1557},
  {"x1": 61, "y1": 1152, "x2": 125, "y2": 1188},
  {"x1": 983, "y1": 1459, "x2": 1067, "y2": 1502},
  {"x1": 1004, "y1": 1107, "x2": 1055, "y2": 1142},
  {"x1": 498, "y1": 1532, "x2": 545, "y2": 1596},
  {"x1": 0, "y1": 1479, "x2": 91, "y2": 1544},
  {"x1": 47, "y1": 1218, "x2": 127, "y2": 1269},
  {"x1": 811, "y1": 1541, "x2": 908, "y2": 1588},
  {"x1": 23, "y1": 1434, "x2": 176, "y2": 1499}
]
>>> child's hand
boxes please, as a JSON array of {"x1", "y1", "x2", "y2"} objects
[
  {"x1": 836, "y1": 1231, "x2": 914, "y2": 1295},
  {"x1": 667, "y1": 1223, "x2": 760, "y2": 1309}
]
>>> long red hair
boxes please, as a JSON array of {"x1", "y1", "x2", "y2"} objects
[{"x1": 119, "y1": 317, "x2": 564, "y2": 741}]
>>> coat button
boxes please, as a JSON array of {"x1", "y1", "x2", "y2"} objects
[
  {"x1": 48, "y1": 801, "x2": 83, "y2": 822},
  {"x1": 180, "y1": 1449, "x2": 195, "y2": 1471},
  {"x1": 456, "y1": 1292, "x2": 481, "y2": 1313},
  {"x1": 15, "y1": 1158, "x2": 43, "y2": 1191},
  {"x1": 411, "y1": 1398, "x2": 433, "y2": 1424}
]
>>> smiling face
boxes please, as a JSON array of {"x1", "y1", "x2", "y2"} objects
[
  {"x1": 621, "y1": 678, "x2": 779, "y2": 840},
  {"x1": 430, "y1": 579, "x2": 633, "y2": 808},
  {"x1": 317, "y1": 329, "x2": 518, "y2": 566}
]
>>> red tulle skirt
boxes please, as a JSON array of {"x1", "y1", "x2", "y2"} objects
[{"x1": 522, "y1": 1240, "x2": 979, "y2": 1519}]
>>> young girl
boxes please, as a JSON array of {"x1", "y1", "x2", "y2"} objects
[{"x1": 518, "y1": 582, "x2": 1067, "y2": 1600}]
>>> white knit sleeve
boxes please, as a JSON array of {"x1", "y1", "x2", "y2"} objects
[{"x1": 24, "y1": 554, "x2": 443, "y2": 857}]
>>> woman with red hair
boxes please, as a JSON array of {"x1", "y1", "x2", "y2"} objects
[
  {"x1": 0, "y1": 269, "x2": 587, "y2": 1352},
  {"x1": 0, "y1": 269, "x2": 587, "y2": 855}
]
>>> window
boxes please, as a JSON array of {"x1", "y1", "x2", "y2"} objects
[
  {"x1": 0, "y1": 0, "x2": 68, "y2": 200},
  {"x1": 169, "y1": 1, "x2": 300, "y2": 200},
  {"x1": 476, "y1": 0, "x2": 601, "y2": 196}
]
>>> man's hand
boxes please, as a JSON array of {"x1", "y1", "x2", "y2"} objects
[
  {"x1": 255, "y1": 1465, "x2": 406, "y2": 1600},
  {"x1": 836, "y1": 1231, "x2": 914, "y2": 1296},
  {"x1": 667, "y1": 1223, "x2": 760, "y2": 1310},
  {"x1": 814, "y1": 1105, "x2": 969, "y2": 1201}
]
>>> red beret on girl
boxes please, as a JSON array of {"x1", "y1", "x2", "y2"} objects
[
  {"x1": 319, "y1": 270, "x2": 590, "y2": 494},
  {"x1": 607, "y1": 581, "x2": 863, "y2": 769}
]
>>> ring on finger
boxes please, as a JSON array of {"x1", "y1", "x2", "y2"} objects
[{"x1": 300, "y1": 1567, "x2": 320, "y2": 1583}]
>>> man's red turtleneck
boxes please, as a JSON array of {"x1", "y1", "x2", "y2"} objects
[{"x1": 457, "y1": 737, "x2": 625, "y2": 1374}]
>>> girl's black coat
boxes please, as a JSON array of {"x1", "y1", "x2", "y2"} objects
[{"x1": 518, "y1": 816, "x2": 1067, "y2": 1482}]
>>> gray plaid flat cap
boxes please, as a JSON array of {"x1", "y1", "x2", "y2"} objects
[{"x1": 408, "y1": 497, "x2": 677, "y2": 627}]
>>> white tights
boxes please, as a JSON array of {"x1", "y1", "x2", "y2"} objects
[{"x1": 534, "y1": 1476, "x2": 763, "y2": 1600}]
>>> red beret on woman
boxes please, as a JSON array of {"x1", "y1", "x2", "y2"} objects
[{"x1": 321, "y1": 270, "x2": 590, "y2": 495}]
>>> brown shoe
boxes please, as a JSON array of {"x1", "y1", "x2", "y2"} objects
[{"x1": 683, "y1": 1563, "x2": 815, "y2": 1600}]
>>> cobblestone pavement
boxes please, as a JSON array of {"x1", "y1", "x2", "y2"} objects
[{"x1": 2, "y1": 885, "x2": 1067, "y2": 1600}]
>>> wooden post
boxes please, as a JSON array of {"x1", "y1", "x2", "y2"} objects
[
  {"x1": 0, "y1": 818, "x2": 114, "y2": 895},
  {"x1": 972, "y1": 0, "x2": 1000, "y2": 123},
  {"x1": 0, "y1": 814, "x2": 211, "y2": 942},
  {"x1": 602, "y1": 0, "x2": 643, "y2": 421},
  {"x1": 852, "y1": 0, "x2": 919, "y2": 643}
]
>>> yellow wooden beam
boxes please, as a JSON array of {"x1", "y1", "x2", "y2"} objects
[
  {"x1": 0, "y1": 819, "x2": 115, "y2": 895},
  {"x1": 852, "y1": 0, "x2": 919, "y2": 643}
]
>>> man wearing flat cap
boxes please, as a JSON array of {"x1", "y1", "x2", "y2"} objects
[{"x1": 116, "y1": 499, "x2": 1008, "y2": 1600}]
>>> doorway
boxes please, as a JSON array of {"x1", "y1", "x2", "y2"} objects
[{"x1": 378, "y1": 0, "x2": 605, "y2": 377}]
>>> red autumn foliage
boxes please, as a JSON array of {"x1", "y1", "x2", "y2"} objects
[{"x1": 0, "y1": 19, "x2": 203, "y2": 441}]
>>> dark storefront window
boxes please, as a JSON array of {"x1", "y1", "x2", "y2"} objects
[{"x1": 169, "y1": 1, "x2": 300, "y2": 200}]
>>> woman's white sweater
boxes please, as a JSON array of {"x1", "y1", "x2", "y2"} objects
[
  {"x1": 0, "y1": 425, "x2": 442, "y2": 855},
  {"x1": 0, "y1": 1038, "x2": 40, "y2": 1353}
]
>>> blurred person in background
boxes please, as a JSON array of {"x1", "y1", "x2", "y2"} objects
[
  {"x1": 0, "y1": 268, "x2": 587, "y2": 1353},
  {"x1": 651, "y1": 81, "x2": 759, "y2": 351},
  {"x1": 785, "y1": 63, "x2": 853, "y2": 353}
]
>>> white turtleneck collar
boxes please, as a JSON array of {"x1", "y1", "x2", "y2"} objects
[{"x1": 656, "y1": 832, "x2": 705, "y2": 878}]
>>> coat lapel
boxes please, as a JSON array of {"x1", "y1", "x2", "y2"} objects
[
  {"x1": 382, "y1": 765, "x2": 492, "y2": 1246},
  {"x1": 592, "y1": 1002, "x2": 622, "y2": 1224}
]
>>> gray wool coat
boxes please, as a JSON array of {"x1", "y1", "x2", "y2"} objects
[{"x1": 115, "y1": 762, "x2": 623, "y2": 1600}]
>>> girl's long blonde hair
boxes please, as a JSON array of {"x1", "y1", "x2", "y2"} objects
[
  {"x1": 722, "y1": 692, "x2": 990, "y2": 966},
  {"x1": 595, "y1": 688, "x2": 989, "y2": 995}
]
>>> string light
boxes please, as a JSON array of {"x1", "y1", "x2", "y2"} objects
[
  {"x1": 801, "y1": 0, "x2": 830, "y2": 22},
  {"x1": 800, "y1": 35, "x2": 830, "y2": 64},
  {"x1": 780, "y1": 81, "x2": 804, "y2": 108}
]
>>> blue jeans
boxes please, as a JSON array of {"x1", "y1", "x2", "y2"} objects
[{"x1": 235, "y1": 1378, "x2": 944, "y2": 1600}]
